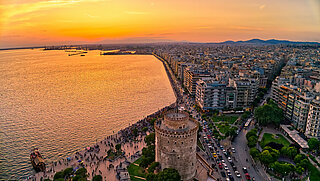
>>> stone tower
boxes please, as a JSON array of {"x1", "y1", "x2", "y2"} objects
[{"x1": 155, "y1": 110, "x2": 198, "y2": 181}]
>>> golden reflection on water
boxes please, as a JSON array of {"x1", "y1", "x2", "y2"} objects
[{"x1": 0, "y1": 49, "x2": 175, "y2": 179}]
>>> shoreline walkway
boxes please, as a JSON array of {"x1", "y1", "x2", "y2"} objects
[{"x1": 30, "y1": 54, "x2": 181, "y2": 181}]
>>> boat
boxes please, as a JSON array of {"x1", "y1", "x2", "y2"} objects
[
  {"x1": 30, "y1": 148, "x2": 45, "y2": 172},
  {"x1": 80, "y1": 54, "x2": 85, "y2": 56}
]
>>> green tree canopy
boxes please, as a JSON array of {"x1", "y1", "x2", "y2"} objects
[
  {"x1": 145, "y1": 133, "x2": 155, "y2": 146},
  {"x1": 248, "y1": 136, "x2": 258, "y2": 148},
  {"x1": 246, "y1": 129, "x2": 258, "y2": 140},
  {"x1": 63, "y1": 167, "x2": 73, "y2": 178},
  {"x1": 156, "y1": 168, "x2": 181, "y2": 181},
  {"x1": 270, "y1": 161, "x2": 294, "y2": 176},
  {"x1": 260, "y1": 150, "x2": 274, "y2": 165},
  {"x1": 250, "y1": 148, "x2": 260, "y2": 158},
  {"x1": 75, "y1": 168, "x2": 87, "y2": 178},
  {"x1": 115, "y1": 144, "x2": 122, "y2": 151},
  {"x1": 92, "y1": 175, "x2": 103, "y2": 181},
  {"x1": 280, "y1": 146, "x2": 298, "y2": 159},
  {"x1": 308, "y1": 138, "x2": 320, "y2": 150},
  {"x1": 53, "y1": 171, "x2": 64, "y2": 180},
  {"x1": 254, "y1": 100, "x2": 283, "y2": 126}
]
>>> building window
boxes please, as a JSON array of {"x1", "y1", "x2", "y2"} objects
[
  {"x1": 181, "y1": 142, "x2": 183, "y2": 145},
  {"x1": 174, "y1": 141, "x2": 176, "y2": 144}
]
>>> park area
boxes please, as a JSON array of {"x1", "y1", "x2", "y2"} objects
[
  {"x1": 127, "y1": 158, "x2": 146, "y2": 181},
  {"x1": 211, "y1": 115, "x2": 238, "y2": 124},
  {"x1": 260, "y1": 133, "x2": 290, "y2": 148}
]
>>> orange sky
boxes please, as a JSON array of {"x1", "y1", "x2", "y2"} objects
[{"x1": 0, "y1": 0, "x2": 319, "y2": 48}]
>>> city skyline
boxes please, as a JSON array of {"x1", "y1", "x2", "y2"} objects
[{"x1": 1, "y1": 0, "x2": 320, "y2": 48}]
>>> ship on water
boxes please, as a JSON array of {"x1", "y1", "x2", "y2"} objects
[{"x1": 30, "y1": 148, "x2": 46, "y2": 172}]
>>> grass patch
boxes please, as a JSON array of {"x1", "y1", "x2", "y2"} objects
[
  {"x1": 211, "y1": 115, "x2": 238, "y2": 124},
  {"x1": 260, "y1": 133, "x2": 290, "y2": 148},
  {"x1": 128, "y1": 158, "x2": 146, "y2": 180},
  {"x1": 216, "y1": 123, "x2": 230, "y2": 134},
  {"x1": 308, "y1": 163, "x2": 320, "y2": 181}
]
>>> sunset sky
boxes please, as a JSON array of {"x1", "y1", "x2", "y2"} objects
[{"x1": 0, "y1": 0, "x2": 319, "y2": 48}]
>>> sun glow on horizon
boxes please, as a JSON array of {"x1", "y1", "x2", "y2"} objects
[{"x1": 0, "y1": 0, "x2": 319, "y2": 48}]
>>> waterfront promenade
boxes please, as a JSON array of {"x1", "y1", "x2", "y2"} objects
[
  {"x1": 30, "y1": 53, "x2": 183, "y2": 181},
  {"x1": 30, "y1": 101, "x2": 176, "y2": 181}
]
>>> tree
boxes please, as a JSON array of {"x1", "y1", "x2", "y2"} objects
[
  {"x1": 115, "y1": 144, "x2": 122, "y2": 152},
  {"x1": 260, "y1": 150, "x2": 274, "y2": 165},
  {"x1": 294, "y1": 154, "x2": 306, "y2": 164},
  {"x1": 246, "y1": 129, "x2": 258, "y2": 140},
  {"x1": 270, "y1": 161, "x2": 294, "y2": 176},
  {"x1": 156, "y1": 168, "x2": 181, "y2": 181},
  {"x1": 145, "y1": 133, "x2": 155, "y2": 146},
  {"x1": 53, "y1": 171, "x2": 64, "y2": 180},
  {"x1": 75, "y1": 168, "x2": 87, "y2": 178},
  {"x1": 148, "y1": 162, "x2": 160, "y2": 173},
  {"x1": 254, "y1": 101, "x2": 283, "y2": 126},
  {"x1": 149, "y1": 118, "x2": 156, "y2": 126},
  {"x1": 281, "y1": 146, "x2": 298, "y2": 159},
  {"x1": 308, "y1": 138, "x2": 320, "y2": 150},
  {"x1": 295, "y1": 166, "x2": 305, "y2": 175},
  {"x1": 250, "y1": 148, "x2": 260, "y2": 158},
  {"x1": 63, "y1": 167, "x2": 73, "y2": 178},
  {"x1": 248, "y1": 136, "x2": 258, "y2": 148},
  {"x1": 146, "y1": 173, "x2": 156, "y2": 181},
  {"x1": 132, "y1": 127, "x2": 138, "y2": 137},
  {"x1": 92, "y1": 175, "x2": 102, "y2": 181},
  {"x1": 142, "y1": 127, "x2": 148, "y2": 133}
]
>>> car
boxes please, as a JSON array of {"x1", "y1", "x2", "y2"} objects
[
  {"x1": 243, "y1": 167, "x2": 248, "y2": 173},
  {"x1": 224, "y1": 165, "x2": 229, "y2": 170},
  {"x1": 213, "y1": 153, "x2": 217, "y2": 158},
  {"x1": 227, "y1": 157, "x2": 233, "y2": 162},
  {"x1": 220, "y1": 146, "x2": 224, "y2": 150},
  {"x1": 221, "y1": 171, "x2": 226, "y2": 177},
  {"x1": 223, "y1": 150, "x2": 227, "y2": 155},
  {"x1": 226, "y1": 170, "x2": 232, "y2": 176},
  {"x1": 221, "y1": 159, "x2": 225, "y2": 163},
  {"x1": 232, "y1": 165, "x2": 237, "y2": 171},
  {"x1": 232, "y1": 147, "x2": 236, "y2": 153},
  {"x1": 218, "y1": 163, "x2": 223, "y2": 169},
  {"x1": 228, "y1": 176, "x2": 235, "y2": 181},
  {"x1": 245, "y1": 173, "x2": 251, "y2": 180},
  {"x1": 230, "y1": 162, "x2": 235, "y2": 166},
  {"x1": 235, "y1": 170, "x2": 241, "y2": 178}
]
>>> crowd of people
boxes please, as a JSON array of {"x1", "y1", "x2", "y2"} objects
[{"x1": 30, "y1": 101, "x2": 177, "y2": 181}]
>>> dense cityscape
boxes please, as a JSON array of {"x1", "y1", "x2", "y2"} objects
[
  {"x1": 1, "y1": 0, "x2": 320, "y2": 181},
  {"x1": 24, "y1": 42, "x2": 319, "y2": 181}
]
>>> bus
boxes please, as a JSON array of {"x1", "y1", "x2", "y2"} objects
[{"x1": 244, "y1": 118, "x2": 252, "y2": 128}]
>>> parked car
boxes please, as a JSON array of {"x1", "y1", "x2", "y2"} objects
[
  {"x1": 245, "y1": 173, "x2": 251, "y2": 180},
  {"x1": 235, "y1": 170, "x2": 241, "y2": 178},
  {"x1": 232, "y1": 147, "x2": 236, "y2": 153},
  {"x1": 228, "y1": 157, "x2": 233, "y2": 162},
  {"x1": 243, "y1": 167, "x2": 248, "y2": 174},
  {"x1": 221, "y1": 171, "x2": 226, "y2": 177}
]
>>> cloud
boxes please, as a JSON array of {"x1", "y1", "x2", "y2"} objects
[
  {"x1": 0, "y1": 0, "x2": 104, "y2": 20},
  {"x1": 259, "y1": 4, "x2": 266, "y2": 10}
]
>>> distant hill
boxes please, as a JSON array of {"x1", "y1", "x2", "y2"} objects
[{"x1": 213, "y1": 39, "x2": 320, "y2": 45}]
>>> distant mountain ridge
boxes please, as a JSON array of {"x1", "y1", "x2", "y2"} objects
[{"x1": 211, "y1": 38, "x2": 320, "y2": 45}]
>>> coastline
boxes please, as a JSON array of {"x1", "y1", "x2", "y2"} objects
[{"x1": 30, "y1": 54, "x2": 179, "y2": 181}]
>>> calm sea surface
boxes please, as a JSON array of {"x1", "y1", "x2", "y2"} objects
[{"x1": 0, "y1": 49, "x2": 175, "y2": 180}]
